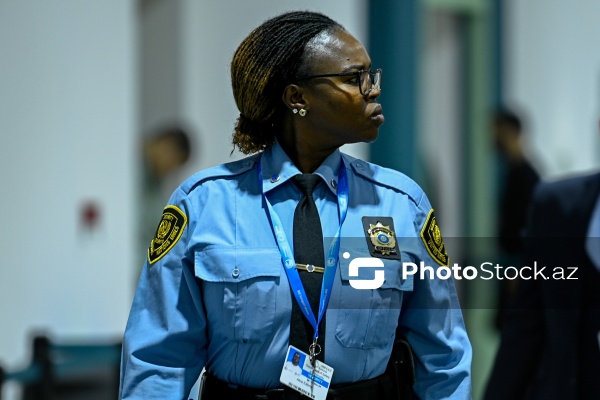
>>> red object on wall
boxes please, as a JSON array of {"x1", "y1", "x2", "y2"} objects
[{"x1": 81, "y1": 201, "x2": 100, "y2": 230}]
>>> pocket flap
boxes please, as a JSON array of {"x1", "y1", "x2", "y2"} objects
[{"x1": 195, "y1": 247, "x2": 282, "y2": 282}]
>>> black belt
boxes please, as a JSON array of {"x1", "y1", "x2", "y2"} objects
[{"x1": 201, "y1": 373, "x2": 397, "y2": 400}]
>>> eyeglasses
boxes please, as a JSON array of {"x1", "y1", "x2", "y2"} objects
[{"x1": 296, "y1": 69, "x2": 382, "y2": 96}]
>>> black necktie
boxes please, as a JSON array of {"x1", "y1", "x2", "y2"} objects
[{"x1": 289, "y1": 174, "x2": 326, "y2": 362}]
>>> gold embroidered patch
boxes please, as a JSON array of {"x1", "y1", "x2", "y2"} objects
[
  {"x1": 148, "y1": 205, "x2": 187, "y2": 264},
  {"x1": 420, "y1": 210, "x2": 449, "y2": 266}
]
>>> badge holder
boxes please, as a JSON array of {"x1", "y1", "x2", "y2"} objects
[{"x1": 280, "y1": 345, "x2": 334, "y2": 400}]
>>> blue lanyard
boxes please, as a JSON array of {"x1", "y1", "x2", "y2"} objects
[{"x1": 258, "y1": 156, "x2": 349, "y2": 342}]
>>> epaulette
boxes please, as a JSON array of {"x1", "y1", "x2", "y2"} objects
[
  {"x1": 342, "y1": 153, "x2": 425, "y2": 207},
  {"x1": 180, "y1": 154, "x2": 260, "y2": 194}
]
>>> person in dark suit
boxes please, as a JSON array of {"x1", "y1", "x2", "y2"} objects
[
  {"x1": 484, "y1": 169, "x2": 600, "y2": 399},
  {"x1": 493, "y1": 109, "x2": 540, "y2": 256},
  {"x1": 492, "y1": 109, "x2": 540, "y2": 329}
]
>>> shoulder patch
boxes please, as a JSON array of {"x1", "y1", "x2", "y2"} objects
[
  {"x1": 148, "y1": 205, "x2": 187, "y2": 264},
  {"x1": 420, "y1": 210, "x2": 449, "y2": 266}
]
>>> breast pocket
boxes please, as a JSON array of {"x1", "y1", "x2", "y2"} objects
[
  {"x1": 333, "y1": 250, "x2": 413, "y2": 350},
  {"x1": 195, "y1": 247, "x2": 282, "y2": 344}
]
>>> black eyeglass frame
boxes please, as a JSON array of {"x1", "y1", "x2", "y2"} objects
[{"x1": 295, "y1": 68, "x2": 382, "y2": 96}]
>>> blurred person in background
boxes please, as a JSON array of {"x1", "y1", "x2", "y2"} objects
[
  {"x1": 492, "y1": 109, "x2": 540, "y2": 329},
  {"x1": 138, "y1": 126, "x2": 192, "y2": 260},
  {"x1": 484, "y1": 113, "x2": 600, "y2": 399},
  {"x1": 142, "y1": 125, "x2": 192, "y2": 208}
]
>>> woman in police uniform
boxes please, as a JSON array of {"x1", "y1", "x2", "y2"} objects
[{"x1": 120, "y1": 11, "x2": 472, "y2": 400}]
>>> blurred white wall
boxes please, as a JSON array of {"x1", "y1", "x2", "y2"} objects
[
  {"x1": 420, "y1": 10, "x2": 464, "y2": 239},
  {"x1": 505, "y1": 0, "x2": 600, "y2": 178},
  {"x1": 0, "y1": 0, "x2": 136, "y2": 397}
]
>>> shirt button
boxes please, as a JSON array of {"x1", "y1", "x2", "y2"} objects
[
  {"x1": 331, "y1": 179, "x2": 338, "y2": 189},
  {"x1": 232, "y1": 268, "x2": 240, "y2": 278},
  {"x1": 270, "y1": 175, "x2": 280, "y2": 183}
]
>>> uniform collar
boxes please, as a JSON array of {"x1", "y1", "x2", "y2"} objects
[{"x1": 261, "y1": 141, "x2": 342, "y2": 196}]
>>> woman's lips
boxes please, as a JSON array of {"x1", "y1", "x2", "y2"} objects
[{"x1": 370, "y1": 104, "x2": 384, "y2": 125}]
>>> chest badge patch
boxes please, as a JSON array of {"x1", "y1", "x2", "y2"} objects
[
  {"x1": 420, "y1": 210, "x2": 449, "y2": 266},
  {"x1": 148, "y1": 205, "x2": 187, "y2": 264},
  {"x1": 362, "y1": 217, "x2": 401, "y2": 260}
]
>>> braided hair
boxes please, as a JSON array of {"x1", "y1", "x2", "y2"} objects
[{"x1": 230, "y1": 11, "x2": 343, "y2": 154}]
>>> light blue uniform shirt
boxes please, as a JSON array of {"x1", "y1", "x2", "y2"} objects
[{"x1": 120, "y1": 142, "x2": 472, "y2": 399}]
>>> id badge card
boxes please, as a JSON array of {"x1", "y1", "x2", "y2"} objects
[{"x1": 280, "y1": 345, "x2": 334, "y2": 400}]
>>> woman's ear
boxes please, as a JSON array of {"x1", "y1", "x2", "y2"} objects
[{"x1": 282, "y1": 84, "x2": 308, "y2": 112}]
